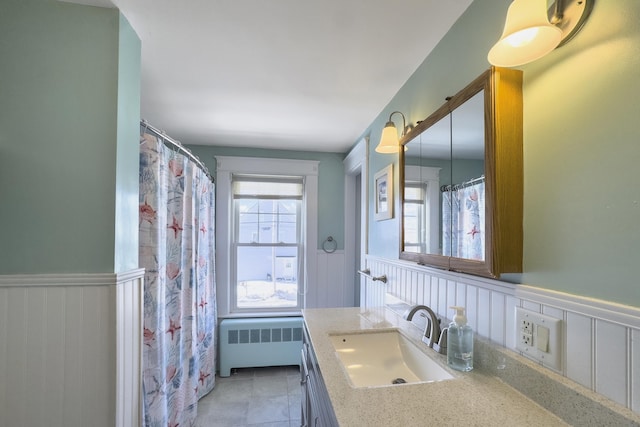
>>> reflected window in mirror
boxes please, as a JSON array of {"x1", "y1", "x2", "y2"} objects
[
  {"x1": 402, "y1": 112, "x2": 451, "y2": 259},
  {"x1": 404, "y1": 166, "x2": 440, "y2": 254}
]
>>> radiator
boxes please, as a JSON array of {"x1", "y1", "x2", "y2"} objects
[{"x1": 219, "y1": 317, "x2": 303, "y2": 377}]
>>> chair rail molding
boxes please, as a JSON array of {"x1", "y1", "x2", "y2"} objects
[{"x1": 516, "y1": 284, "x2": 640, "y2": 329}]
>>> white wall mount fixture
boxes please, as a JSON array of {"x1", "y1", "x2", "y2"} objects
[
  {"x1": 376, "y1": 111, "x2": 410, "y2": 154},
  {"x1": 488, "y1": 0, "x2": 594, "y2": 67},
  {"x1": 515, "y1": 306, "x2": 563, "y2": 371}
]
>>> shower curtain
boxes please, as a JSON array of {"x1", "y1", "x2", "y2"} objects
[
  {"x1": 139, "y1": 132, "x2": 217, "y2": 427},
  {"x1": 442, "y1": 180, "x2": 485, "y2": 261}
]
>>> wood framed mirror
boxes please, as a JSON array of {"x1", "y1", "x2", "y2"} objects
[{"x1": 399, "y1": 67, "x2": 523, "y2": 278}]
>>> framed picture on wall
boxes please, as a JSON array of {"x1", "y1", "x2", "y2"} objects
[{"x1": 374, "y1": 164, "x2": 393, "y2": 221}]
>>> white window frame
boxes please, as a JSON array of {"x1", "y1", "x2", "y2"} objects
[
  {"x1": 216, "y1": 156, "x2": 319, "y2": 317},
  {"x1": 232, "y1": 175, "x2": 303, "y2": 312}
]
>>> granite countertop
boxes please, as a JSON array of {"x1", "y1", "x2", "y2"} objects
[{"x1": 302, "y1": 307, "x2": 640, "y2": 427}]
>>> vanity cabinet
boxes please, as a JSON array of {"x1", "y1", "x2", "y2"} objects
[{"x1": 301, "y1": 324, "x2": 338, "y2": 427}]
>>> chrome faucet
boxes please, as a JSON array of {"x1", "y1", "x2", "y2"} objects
[{"x1": 404, "y1": 305, "x2": 448, "y2": 354}]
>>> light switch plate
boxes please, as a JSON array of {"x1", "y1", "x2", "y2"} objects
[{"x1": 515, "y1": 307, "x2": 562, "y2": 371}]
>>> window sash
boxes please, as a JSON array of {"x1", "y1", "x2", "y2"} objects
[
  {"x1": 236, "y1": 199, "x2": 299, "y2": 244},
  {"x1": 231, "y1": 175, "x2": 304, "y2": 312}
]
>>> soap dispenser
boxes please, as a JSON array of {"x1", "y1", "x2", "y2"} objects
[{"x1": 447, "y1": 306, "x2": 473, "y2": 372}]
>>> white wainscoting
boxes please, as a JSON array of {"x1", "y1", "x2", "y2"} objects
[
  {"x1": 115, "y1": 269, "x2": 144, "y2": 427},
  {"x1": 364, "y1": 256, "x2": 640, "y2": 415},
  {"x1": 307, "y1": 250, "x2": 350, "y2": 308},
  {"x1": 0, "y1": 269, "x2": 144, "y2": 427}
]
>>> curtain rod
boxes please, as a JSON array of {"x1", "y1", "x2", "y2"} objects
[
  {"x1": 140, "y1": 120, "x2": 214, "y2": 183},
  {"x1": 440, "y1": 175, "x2": 484, "y2": 192}
]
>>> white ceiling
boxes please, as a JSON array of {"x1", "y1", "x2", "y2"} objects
[{"x1": 63, "y1": 0, "x2": 473, "y2": 152}]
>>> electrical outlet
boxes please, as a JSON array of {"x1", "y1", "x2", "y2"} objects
[
  {"x1": 519, "y1": 317, "x2": 533, "y2": 346},
  {"x1": 515, "y1": 307, "x2": 562, "y2": 371}
]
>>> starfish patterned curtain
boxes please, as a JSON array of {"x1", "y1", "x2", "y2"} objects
[
  {"x1": 139, "y1": 132, "x2": 217, "y2": 426},
  {"x1": 442, "y1": 180, "x2": 485, "y2": 261}
]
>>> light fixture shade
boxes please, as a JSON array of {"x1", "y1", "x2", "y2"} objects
[
  {"x1": 488, "y1": 0, "x2": 563, "y2": 67},
  {"x1": 375, "y1": 122, "x2": 400, "y2": 153}
]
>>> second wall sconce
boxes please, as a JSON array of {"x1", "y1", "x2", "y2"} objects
[
  {"x1": 488, "y1": 0, "x2": 593, "y2": 67},
  {"x1": 375, "y1": 111, "x2": 409, "y2": 154}
]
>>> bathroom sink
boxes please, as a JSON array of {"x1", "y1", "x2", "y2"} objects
[{"x1": 329, "y1": 329, "x2": 454, "y2": 388}]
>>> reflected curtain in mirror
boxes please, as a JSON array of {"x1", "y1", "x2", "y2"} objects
[{"x1": 442, "y1": 178, "x2": 485, "y2": 261}]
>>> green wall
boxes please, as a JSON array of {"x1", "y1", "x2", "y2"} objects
[
  {"x1": 364, "y1": 0, "x2": 640, "y2": 307},
  {"x1": 0, "y1": 0, "x2": 140, "y2": 274},
  {"x1": 115, "y1": 15, "x2": 142, "y2": 273},
  {"x1": 4, "y1": 0, "x2": 635, "y2": 307},
  {"x1": 186, "y1": 145, "x2": 346, "y2": 250},
  {"x1": 521, "y1": 0, "x2": 640, "y2": 304}
]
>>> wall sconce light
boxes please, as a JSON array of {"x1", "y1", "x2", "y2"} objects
[
  {"x1": 488, "y1": 0, "x2": 593, "y2": 67},
  {"x1": 375, "y1": 111, "x2": 409, "y2": 154}
]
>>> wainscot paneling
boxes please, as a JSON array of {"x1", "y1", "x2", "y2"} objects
[
  {"x1": 309, "y1": 250, "x2": 349, "y2": 308},
  {"x1": 0, "y1": 270, "x2": 144, "y2": 427},
  {"x1": 363, "y1": 256, "x2": 640, "y2": 416}
]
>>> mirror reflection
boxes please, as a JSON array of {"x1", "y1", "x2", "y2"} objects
[
  {"x1": 400, "y1": 67, "x2": 523, "y2": 278},
  {"x1": 402, "y1": 89, "x2": 485, "y2": 261}
]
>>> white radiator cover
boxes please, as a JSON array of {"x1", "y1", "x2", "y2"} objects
[{"x1": 218, "y1": 317, "x2": 303, "y2": 377}]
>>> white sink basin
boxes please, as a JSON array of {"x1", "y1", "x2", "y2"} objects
[{"x1": 329, "y1": 329, "x2": 454, "y2": 388}]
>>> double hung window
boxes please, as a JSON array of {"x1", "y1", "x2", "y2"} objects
[
  {"x1": 232, "y1": 175, "x2": 303, "y2": 311},
  {"x1": 216, "y1": 156, "x2": 318, "y2": 316}
]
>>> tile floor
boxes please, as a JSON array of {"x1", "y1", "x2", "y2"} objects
[{"x1": 196, "y1": 365, "x2": 302, "y2": 427}]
